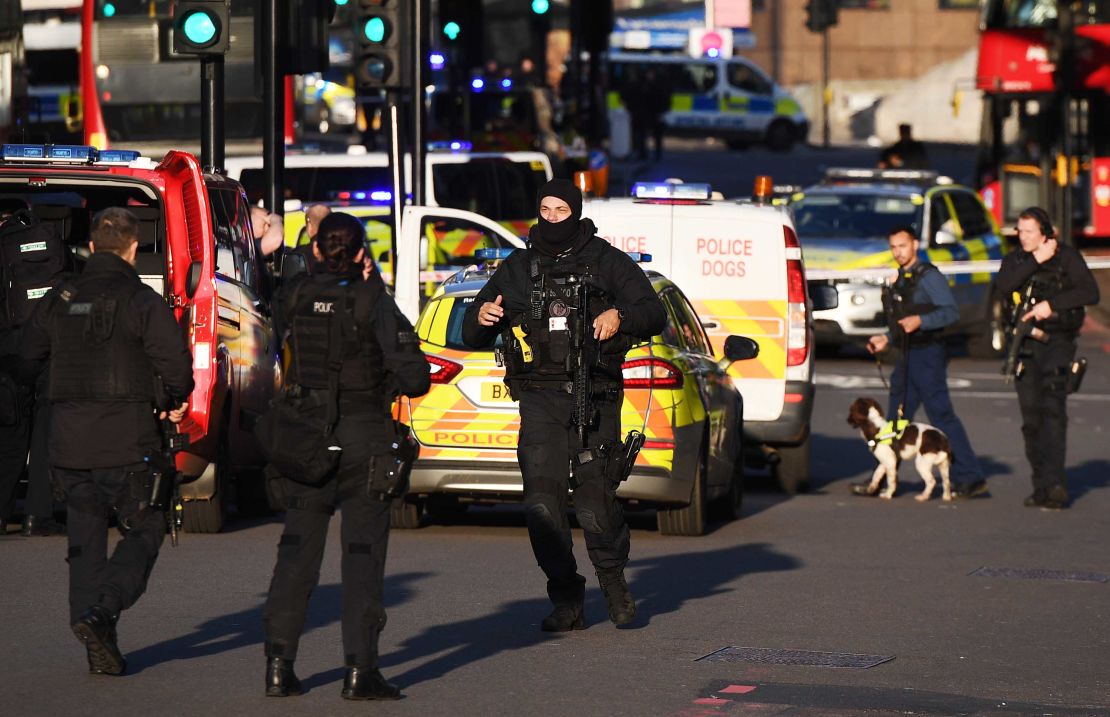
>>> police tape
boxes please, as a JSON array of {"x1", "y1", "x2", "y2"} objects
[{"x1": 806, "y1": 256, "x2": 1110, "y2": 283}]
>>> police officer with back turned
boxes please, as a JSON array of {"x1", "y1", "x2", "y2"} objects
[
  {"x1": 261, "y1": 212, "x2": 430, "y2": 700},
  {"x1": 996, "y1": 207, "x2": 1099, "y2": 509},
  {"x1": 463, "y1": 179, "x2": 666, "y2": 631},
  {"x1": 19, "y1": 207, "x2": 194, "y2": 676}
]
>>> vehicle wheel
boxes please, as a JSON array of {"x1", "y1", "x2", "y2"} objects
[
  {"x1": 711, "y1": 456, "x2": 745, "y2": 522},
  {"x1": 766, "y1": 120, "x2": 795, "y2": 152},
  {"x1": 657, "y1": 453, "x2": 707, "y2": 536},
  {"x1": 390, "y1": 497, "x2": 424, "y2": 529},
  {"x1": 183, "y1": 427, "x2": 230, "y2": 533},
  {"x1": 968, "y1": 292, "x2": 1005, "y2": 359},
  {"x1": 774, "y1": 436, "x2": 811, "y2": 494}
]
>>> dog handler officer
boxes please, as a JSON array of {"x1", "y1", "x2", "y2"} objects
[{"x1": 855, "y1": 225, "x2": 986, "y2": 499}]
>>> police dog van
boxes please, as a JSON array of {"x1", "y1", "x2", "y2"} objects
[{"x1": 580, "y1": 180, "x2": 836, "y2": 492}]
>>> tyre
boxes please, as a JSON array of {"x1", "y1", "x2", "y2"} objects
[
  {"x1": 968, "y1": 291, "x2": 1005, "y2": 359},
  {"x1": 710, "y1": 456, "x2": 745, "y2": 522},
  {"x1": 774, "y1": 436, "x2": 811, "y2": 494},
  {"x1": 182, "y1": 430, "x2": 229, "y2": 533},
  {"x1": 390, "y1": 497, "x2": 424, "y2": 529},
  {"x1": 765, "y1": 120, "x2": 796, "y2": 152},
  {"x1": 657, "y1": 453, "x2": 707, "y2": 536}
]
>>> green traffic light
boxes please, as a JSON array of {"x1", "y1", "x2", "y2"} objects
[
  {"x1": 443, "y1": 21, "x2": 460, "y2": 41},
  {"x1": 182, "y1": 10, "x2": 217, "y2": 45},
  {"x1": 335, "y1": 0, "x2": 349, "y2": 4},
  {"x1": 103, "y1": 2, "x2": 116, "y2": 17},
  {"x1": 364, "y1": 17, "x2": 386, "y2": 43},
  {"x1": 531, "y1": 0, "x2": 549, "y2": 13}
]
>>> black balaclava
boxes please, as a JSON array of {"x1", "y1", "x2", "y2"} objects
[{"x1": 529, "y1": 179, "x2": 585, "y2": 257}]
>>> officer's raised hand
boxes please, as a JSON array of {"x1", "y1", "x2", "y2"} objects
[
  {"x1": 478, "y1": 294, "x2": 505, "y2": 326},
  {"x1": 160, "y1": 401, "x2": 189, "y2": 424},
  {"x1": 593, "y1": 308, "x2": 621, "y2": 341},
  {"x1": 1032, "y1": 237, "x2": 1058, "y2": 264}
]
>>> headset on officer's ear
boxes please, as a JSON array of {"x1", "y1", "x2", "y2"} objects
[{"x1": 1020, "y1": 206, "x2": 1055, "y2": 239}]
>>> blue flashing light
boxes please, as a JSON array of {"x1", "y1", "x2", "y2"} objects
[
  {"x1": 353, "y1": 191, "x2": 367, "y2": 200},
  {"x1": 2, "y1": 144, "x2": 142, "y2": 165},
  {"x1": 97, "y1": 149, "x2": 141, "y2": 164},
  {"x1": 500, "y1": 77, "x2": 513, "y2": 90},
  {"x1": 181, "y1": 10, "x2": 218, "y2": 45},
  {"x1": 626, "y1": 252, "x2": 652, "y2": 263},
  {"x1": 103, "y1": 2, "x2": 116, "y2": 17},
  {"x1": 370, "y1": 190, "x2": 392, "y2": 202},
  {"x1": 429, "y1": 52, "x2": 446, "y2": 70},
  {"x1": 475, "y1": 248, "x2": 515, "y2": 261},
  {"x1": 707, "y1": 47, "x2": 720, "y2": 58},
  {"x1": 531, "y1": 0, "x2": 550, "y2": 14},
  {"x1": 428, "y1": 140, "x2": 473, "y2": 153},
  {"x1": 443, "y1": 21, "x2": 460, "y2": 41},
  {"x1": 632, "y1": 182, "x2": 712, "y2": 201},
  {"x1": 470, "y1": 77, "x2": 485, "y2": 91}
]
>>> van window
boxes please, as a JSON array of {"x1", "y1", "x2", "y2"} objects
[
  {"x1": 432, "y1": 158, "x2": 546, "y2": 221},
  {"x1": 238, "y1": 166, "x2": 392, "y2": 204},
  {"x1": 728, "y1": 62, "x2": 773, "y2": 96},
  {"x1": 209, "y1": 189, "x2": 237, "y2": 279},
  {"x1": 666, "y1": 62, "x2": 718, "y2": 94}
]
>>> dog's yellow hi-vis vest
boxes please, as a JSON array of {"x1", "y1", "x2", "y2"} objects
[{"x1": 867, "y1": 419, "x2": 909, "y2": 450}]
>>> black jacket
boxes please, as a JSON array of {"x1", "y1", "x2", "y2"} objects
[
  {"x1": 996, "y1": 244, "x2": 1099, "y2": 336},
  {"x1": 20, "y1": 252, "x2": 194, "y2": 469},
  {"x1": 461, "y1": 229, "x2": 667, "y2": 382},
  {"x1": 275, "y1": 269, "x2": 430, "y2": 402}
]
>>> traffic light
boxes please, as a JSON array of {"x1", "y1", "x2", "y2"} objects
[
  {"x1": 439, "y1": 0, "x2": 483, "y2": 71},
  {"x1": 173, "y1": 0, "x2": 230, "y2": 56},
  {"x1": 353, "y1": 0, "x2": 411, "y2": 89},
  {"x1": 280, "y1": 0, "x2": 333, "y2": 74},
  {"x1": 531, "y1": 0, "x2": 549, "y2": 14},
  {"x1": 804, "y1": 0, "x2": 838, "y2": 33}
]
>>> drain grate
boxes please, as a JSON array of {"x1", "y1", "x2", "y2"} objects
[
  {"x1": 970, "y1": 566, "x2": 1110, "y2": 584},
  {"x1": 696, "y1": 646, "x2": 894, "y2": 669}
]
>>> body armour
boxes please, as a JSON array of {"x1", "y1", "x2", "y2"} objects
[
  {"x1": 287, "y1": 276, "x2": 385, "y2": 392},
  {"x1": 48, "y1": 272, "x2": 155, "y2": 402},
  {"x1": 1023, "y1": 261, "x2": 1085, "y2": 334},
  {"x1": 884, "y1": 262, "x2": 943, "y2": 347},
  {"x1": 499, "y1": 253, "x2": 621, "y2": 384}
]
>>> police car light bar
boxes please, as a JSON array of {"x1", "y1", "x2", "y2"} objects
[
  {"x1": 632, "y1": 182, "x2": 712, "y2": 201},
  {"x1": 428, "y1": 140, "x2": 474, "y2": 153},
  {"x1": 2, "y1": 144, "x2": 141, "y2": 165},
  {"x1": 823, "y1": 168, "x2": 938, "y2": 184},
  {"x1": 474, "y1": 247, "x2": 515, "y2": 261}
]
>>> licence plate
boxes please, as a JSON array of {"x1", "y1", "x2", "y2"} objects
[{"x1": 480, "y1": 382, "x2": 514, "y2": 403}]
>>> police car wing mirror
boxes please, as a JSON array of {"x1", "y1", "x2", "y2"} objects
[
  {"x1": 721, "y1": 335, "x2": 760, "y2": 366},
  {"x1": 933, "y1": 229, "x2": 958, "y2": 246},
  {"x1": 281, "y1": 252, "x2": 308, "y2": 282},
  {"x1": 185, "y1": 260, "x2": 203, "y2": 299},
  {"x1": 808, "y1": 282, "x2": 838, "y2": 311}
]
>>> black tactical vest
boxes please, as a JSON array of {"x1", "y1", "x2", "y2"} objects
[
  {"x1": 884, "y1": 261, "x2": 944, "y2": 347},
  {"x1": 287, "y1": 276, "x2": 385, "y2": 392},
  {"x1": 48, "y1": 272, "x2": 156, "y2": 402},
  {"x1": 1026, "y1": 259, "x2": 1085, "y2": 334}
]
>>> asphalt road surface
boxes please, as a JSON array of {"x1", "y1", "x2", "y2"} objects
[{"x1": 3, "y1": 327, "x2": 1109, "y2": 716}]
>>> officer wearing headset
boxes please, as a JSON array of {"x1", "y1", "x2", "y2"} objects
[{"x1": 996, "y1": 207, "x2": 1099, "y2": 509}]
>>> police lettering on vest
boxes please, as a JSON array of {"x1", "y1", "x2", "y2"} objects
[
  {"x1": 288, "y1": 276, "x2": 385, "y2": 393},
  {"x1": 47, "y1": 273, "x2": 155, "y2": 402}
]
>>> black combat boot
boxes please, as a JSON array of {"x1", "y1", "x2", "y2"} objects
[
  {"x1": 264, "y1": 657, "x2": 303, "y2": 697},
  {"x1": 341, "y1": 666, "x2": 402, "y2": 701},
  {"x1": 541, "y1": 579, "x2": 586, "y2": 632},
  {"x1": 71, "y1": 606, "x2": 126, "y2": 675},
  {"x1": 597, "y1": 568, "x2": 636, "y2": 626}
]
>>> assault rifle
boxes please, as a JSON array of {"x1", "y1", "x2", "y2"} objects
[
  {"x1": 147, "y1": 418, "x2": 190, "y2": 547},
  {"x1": 1001, "y1": 282, "x2": 1037, "y2": 384}
]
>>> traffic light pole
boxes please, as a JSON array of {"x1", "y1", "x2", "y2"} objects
[
  {"x1": 822, "y1": 25, "x2": 830, "y2": 149},
  {"x1": 200, "y1": 56, "x2": 225, "y2": 172},
  {"x1": 262, "y1": 0, "x2": 283, "y2": 216},
  {"x1": 412, "y1": 0, "x2": 427, "y2": 205}
]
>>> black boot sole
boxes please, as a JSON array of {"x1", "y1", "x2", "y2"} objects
[
  {"x1": 341, "y1": 689, "x2": 403, "y2": 701},
  {"x1": 265, "y1": 686, "x2": 304, "y2": 697},
  {"x1": 72, "y1": 622, "x2": 126, "y2": 676},
  {"x1": 541, "y1": 616, "x2": 586, "y2": 632}
]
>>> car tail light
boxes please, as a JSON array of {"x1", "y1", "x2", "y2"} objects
[
  {"x1": 427, "y1": 355, "x2": 463, "y2": 384},
  {"x1": 622, "y1": 358, "x2": 683, "y2": 389},
  {"x1": 784, "y1": 225, "x2": 809, "y2": 368}
]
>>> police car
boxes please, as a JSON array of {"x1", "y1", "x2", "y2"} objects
[
  {"x1": 393, "y1": 250, "x2": 757, "y2": 536},
  {"x1": 0, "y1": 144, "x2": 278, "y2": 533},
  {"x1": 607, "y1": 53, "x2": 809, "y2": 152},
  {"x1": 792, "y1": 169, "x2": 1008, "y2": 355}
]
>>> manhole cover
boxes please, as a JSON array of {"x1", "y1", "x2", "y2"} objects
[
  {"x1": 970, "y1": 566, "x2": 1110, "y2": 584},
  {"x1": 696, "y1": 646, "x2": 894, "y2": 669}
]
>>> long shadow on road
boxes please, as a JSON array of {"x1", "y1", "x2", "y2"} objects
[
  {"x1": 381, "y1": 542, "x2": 800, "y2": 689},
  {"x1": 124, "y1": 571, "x2": 432, "y2": 675}
]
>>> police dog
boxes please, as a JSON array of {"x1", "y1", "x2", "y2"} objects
[{"x1": 846, "y1": 397, "x2": 952, "y2": 501}]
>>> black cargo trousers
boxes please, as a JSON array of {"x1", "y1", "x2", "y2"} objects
[
  {"x1": 262, "y1": 410, "x2": 392, "y2": 670},
  {"x1": 1015, "y1": 333, "x2": 1077, "y2": 492},
  {"x1": 517, "y1": 386, "x2": 629, "y2": 605},
  {"x1": 54, "y1": 463, "x2": 166, "y2": 623}
]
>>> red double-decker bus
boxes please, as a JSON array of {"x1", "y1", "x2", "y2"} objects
[{"x1": 976, "y1": 0, "x2": 1110, "y2": 243}]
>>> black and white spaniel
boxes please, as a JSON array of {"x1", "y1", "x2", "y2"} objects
[{"x1": 846, "y1": 397, "x2": 952, "y2": 501}]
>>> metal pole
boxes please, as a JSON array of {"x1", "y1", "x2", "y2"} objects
[
  {"x1": 412, "y1": 0, "x2": 426, "y2": 205},
  {"x1": 262, "y1": 0, "x2": 283, "y2": 215},
  {"x1": 822, "y1": 25, "x2": 831, "y2": 148},
  {"x1": 389, "y1": 101, "x2": 403, "y2": 290},
  {"x1": 213, "y1": 55, "x2": 225, "y2": 173},
  {"x1": 201, "y1": 57, "x2": 214, "y2": 169}
]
